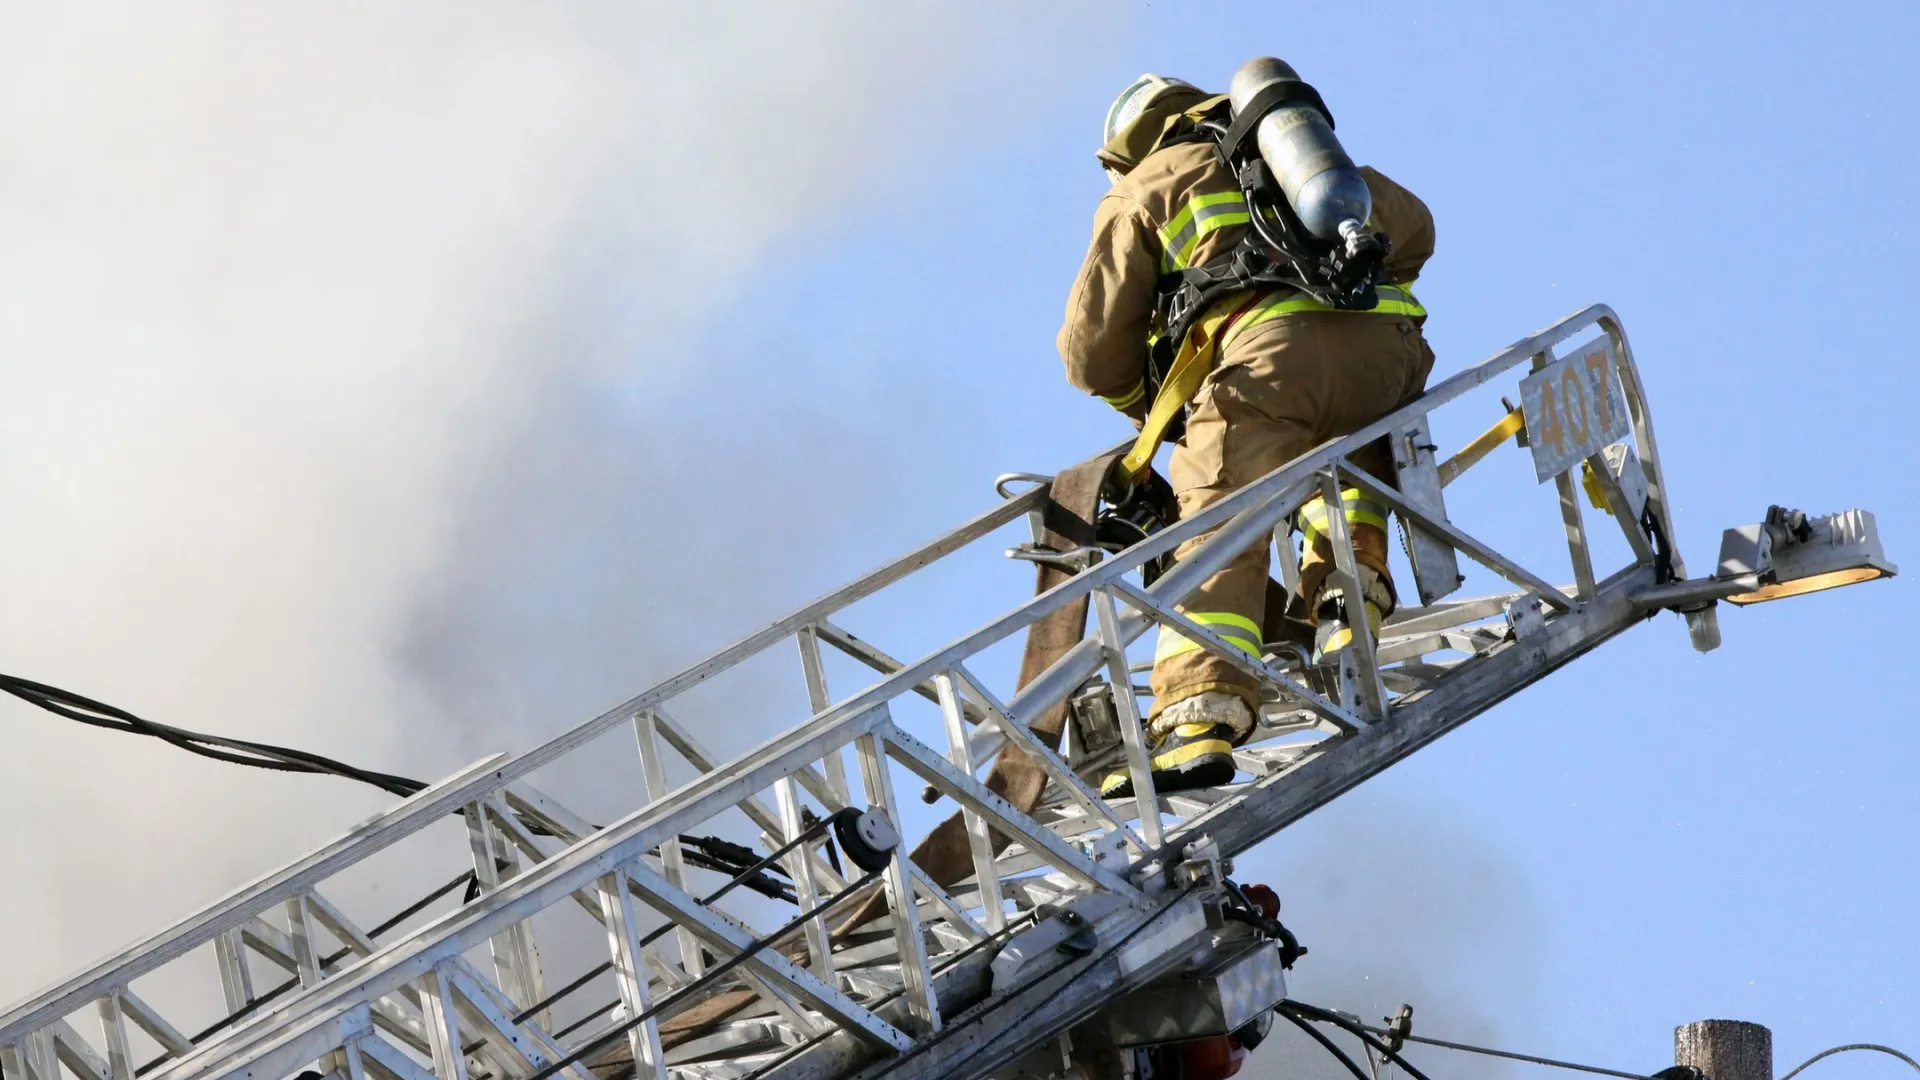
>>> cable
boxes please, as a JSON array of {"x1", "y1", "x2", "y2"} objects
[
  {"x1": 1359, "y1": 1024, "x2": 1650, "y2": 1080},
  {"x1": 1276, "y1": 1006, "x2": 1374, "y2": 1080},
  {"x1": 1779, "y1": 1045, "x2": 1920, "y2": 1080},
  {"x1": 1281, "y1": 1002, "x2": 1439, "y2": 1080},
  {"x1": 692, "y1": 917, "x2": 1027, "y2": 1080},
  {"x1": 522, "y1": 868, "x2": 885, "y2": 1080},
  {"x1": 0, "y1": 673, "x2": 424, "y2": 795},
  {"x1": 2, "y1": 673, "x2": 802, "y2": 901},
  {"x1": 0, "y1": 672, "x2": 837, "y2": 1071},
  {"x1": 515, "y1": 809, "x2": 855, "y2": 1027},
  {"x1": 732, "y1": 917, "x2": 1036, "y2": 1080},
  {"x1": 133, "y1": 869, "x2": 481, "y2": 1076},
  {"x1": 1291, "y1": 1001, "x2": 1659, "y2": 1080},
  {"x1": 1290, "y1": 1005, "x2": 1915, "y2": 1080}
]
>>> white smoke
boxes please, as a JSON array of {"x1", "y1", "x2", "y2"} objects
[{"x1": 0, "y1": 3, "x2": 1113, "y2": 1006}]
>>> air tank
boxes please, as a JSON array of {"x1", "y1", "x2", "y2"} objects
[{"x1": 1228, "y1": 57, "x2": 1370, "y2": 241}]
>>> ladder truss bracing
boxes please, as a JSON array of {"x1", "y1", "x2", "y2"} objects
[{"x1": 0, "y1": 305, "x2": 1748, "y2": 1080}]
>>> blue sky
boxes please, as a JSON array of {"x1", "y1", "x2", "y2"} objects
[{"x1": 681, "y1": 3, "x2": 1917, "y2": 1078}]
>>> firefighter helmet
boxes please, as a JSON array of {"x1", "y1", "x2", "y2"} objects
[{"x1": 1102, "y1": 73, "x2": 1197, "y2": 145}]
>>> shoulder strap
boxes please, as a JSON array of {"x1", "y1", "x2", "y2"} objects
[{"x1": 1216, "y1": 80, "x2": 1335, "y2": 164}]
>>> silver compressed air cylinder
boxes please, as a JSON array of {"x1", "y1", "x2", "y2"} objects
[{"x1": 1228, "y1": 57, "x2": 1370, "y2": 241}]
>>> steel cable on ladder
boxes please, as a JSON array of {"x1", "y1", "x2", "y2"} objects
[
  {"x1": 517, "y1": 806, "x2": 870, "y2": 1035},
  {"x1": 522, "y1": 865, "x2": 892, "y2": 1080}
]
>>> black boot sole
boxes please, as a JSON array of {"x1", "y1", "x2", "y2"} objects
[{"x1": 1100, "y1": 751, "x2": 1237, "y2": 800}]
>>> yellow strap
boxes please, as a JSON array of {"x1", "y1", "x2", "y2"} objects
[
  {"x1": 1118, "y1": 303, "x2": 1239, "y2": 485},
  {"x1": 1436, "y1": 408, "x2": 1526, "y2": 487},
  {"x1": 1119, "y1": 280, "x2": 1427, "y2": 487}
]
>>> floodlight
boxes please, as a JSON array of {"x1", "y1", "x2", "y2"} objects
[{"x1": 1716, "y1": 507, "x2": 1896, "y2": 605}]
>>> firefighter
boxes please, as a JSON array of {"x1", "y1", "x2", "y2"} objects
[{"x1": 1057, "y1": 71, "x2": 1436, "y2": 796}]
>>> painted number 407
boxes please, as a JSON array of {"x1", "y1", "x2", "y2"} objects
[{"x1": 1518, "y1": 341, "x2": 1631, "y2": 484}]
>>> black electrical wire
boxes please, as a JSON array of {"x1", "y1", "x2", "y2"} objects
[
  {"x1": 1277, "y1": 1005, "x2": 1375, "y2": 1080},
  {"x1": 16, "y1": 661, "x2": 1905, "y2": 1080},
  {"x1": 0, "y1": 673, "x2": 424, "y2": 795},
  {"x1": 1282, "y1": 1001, "x2": 1439, "y2": 1080},
  {"x1": 679, "y1": 844, "x2": 795, "y2": 904},
  {"x1": 0, "y1": 672, "x2": 825, "y2": 1074},
  {"x1": 1, "y1": 672, "x2": 799, "y2": 902}
]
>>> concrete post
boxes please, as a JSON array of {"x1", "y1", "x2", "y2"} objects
[{"x1": 1676, "y1": 1020, "x2": 1773, "y2": 1080}]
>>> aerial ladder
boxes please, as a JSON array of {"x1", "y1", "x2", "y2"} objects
[{"x1": 0, "y1": 305, "x2": 1896, "y2": 1080}]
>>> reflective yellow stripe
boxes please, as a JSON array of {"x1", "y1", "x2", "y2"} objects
[
  {"x1": 1154, "y1": 611, "x2": 1262, "y2": 663},
  {"x1": 1156, "y1": 633, "x2": 1262, "y2": 662},
  {"x1": 1158, "y1": 191, "x2": 1250, "y2": 273},
  {"x1": 1099, "y1": 379, "x2": 1146, "y2": 410},
  {"x1": 1221, "y1": 282, "x2": 1426, "y2": 350},
  {"x1": 1301, "y1": 513, "x2": 1391, "y2": 545},
  {"x1": 1299, "y1": 488, "x2": 1390, "y2": 544}
]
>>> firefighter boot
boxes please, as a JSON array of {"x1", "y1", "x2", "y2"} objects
[
  {"x1": 1311, "y1": 565, "x2": 1393, "y2": 663},
  {"x1": 1101, "y1": 691, "x2": 1253, "y2": 799}
]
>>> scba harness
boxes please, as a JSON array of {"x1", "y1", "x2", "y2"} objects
[
  {"x1": 1116, "y1": 79, "x2": 1412, "y2": 488},
  {"x1": 1159, "y1": 80, "x2": 1388, "y2": 332}
]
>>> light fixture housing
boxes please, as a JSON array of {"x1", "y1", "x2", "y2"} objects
[{"x1": 1717, "y1": 507, "x2": 1896, "y2": 605}]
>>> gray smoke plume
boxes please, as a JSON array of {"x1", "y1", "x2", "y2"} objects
[
  {"x1": 0, "y1": 2, "x2": 1112, "y2": 1007},
  {"x1": 1234, "y1": 789, "x2": 1547, "y2": 1080}
]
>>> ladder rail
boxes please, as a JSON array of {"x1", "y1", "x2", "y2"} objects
[
  {"x1": 957, "y1": 302, "x2": 1700, "y2": 768},
  {"x1": 0, "y1": 484, "x2": 1052, "y2": 1050},
  {"x1": 0, "y1": 754, "x2": 509, "y2": 1044},
  {"x1": 751, "y1": 307, "x2": 1702, "y2": 1080},
  {"x1": 776, "y1": 561, "x2": 1663, "y2": 1080},
  {"x1": 1, "y1": 303, "x2": 1702, "y2": 1080}
]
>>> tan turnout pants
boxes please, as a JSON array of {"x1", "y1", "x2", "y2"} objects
[{"x1": 1148, "y1": 311, "x2": 1436, "y2": 721}]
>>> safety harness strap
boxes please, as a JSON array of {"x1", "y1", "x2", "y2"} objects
[
  {"x1": 1223, "y1": 282, "x2": 1425, "y2": 348},
  {"x1": 1117, "y1": 290, "x2": 1264, "y2": 485},
  {"x1": 1117, "y1": 281, "x2": 1424, "y2": 487},
  {"x1": 1216, "y1": 78, "x2": 1336, "y2": 163}
]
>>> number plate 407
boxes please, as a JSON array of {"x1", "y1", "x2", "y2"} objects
[{"x1": 1518, "y1": 340, "x2": 1630, "y2": 483}]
